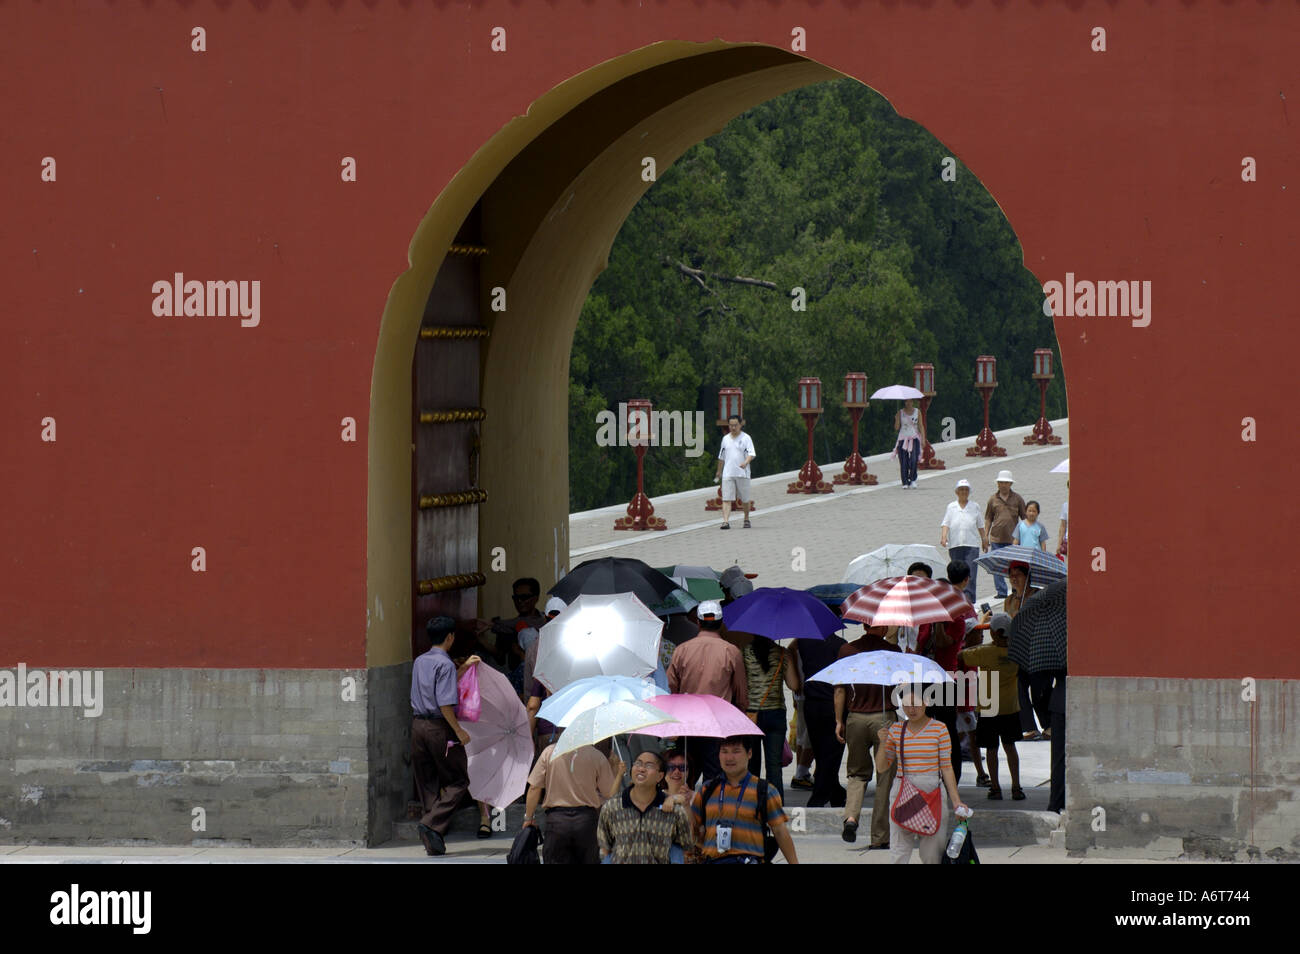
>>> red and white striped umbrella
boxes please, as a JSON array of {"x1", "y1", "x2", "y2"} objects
[{"x1": 840, "y1": 575, "x2": 976, "y2": 627}]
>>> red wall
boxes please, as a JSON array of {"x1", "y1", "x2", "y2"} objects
[{"x1": 1, "y1": 2, "x2": 1294, "y2": 677}]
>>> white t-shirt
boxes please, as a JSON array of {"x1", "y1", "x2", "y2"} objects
[
  {"x1": 718, "y1": 432, "x2": 756, "y2": 479},
  {"x1": 1060, "y1": 501, "x2": 1069, "y2": 521},
  {"x1": 897, "y1": 407, "x2": 921, "y2": 441},
  {"x1": 940, "y1": 500, "x2": 985, "y2": 549}
]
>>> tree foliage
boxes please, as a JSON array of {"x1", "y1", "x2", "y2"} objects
[{"x1": 569, "y1": 79, "x2": 1066, "y2": 511}]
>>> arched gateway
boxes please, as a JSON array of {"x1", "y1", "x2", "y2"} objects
[{"x1": 3, "y1": 6, "x2": 1295, "y2": 856}]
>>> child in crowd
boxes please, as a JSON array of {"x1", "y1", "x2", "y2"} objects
[{"x1": 1014, "y1": 500, "x2": 1048, "y2": 551}]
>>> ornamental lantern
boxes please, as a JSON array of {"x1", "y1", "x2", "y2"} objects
[
  {"x1": 966, "y1": 356, "x2": 1007, "y2": 457},
  {"x1": 614, "y1": 398, "x2": 667, "y2": 530},
  {"x1": 789, "y1": 377, "x2": 833, "y2": 494},
  {"x1": 844, "y1": 372, "x2": 868, "y2": 407},
  {"x1": 1025, "y1": 348, "x2": 1063, "y2": 446},
  {"x1": 913, "y1": 363, "x2": 935, "y2": 396},
  {"x1": 798, "y1": 377, "x2": 822, "y2": 413},
  {"x1": 706, "y1": 388, "x2": 755, "y2": 512},
  {"x1": 834, "y1": 373, "x2": 877, "y2": 486},
  {"x1": 717, "y1": 387, "x2": 743, "y2": 426},
  {"x1": 912, "y1": 362, "x2": 944, "y2": 470}
]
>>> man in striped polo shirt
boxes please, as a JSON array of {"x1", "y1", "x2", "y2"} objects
[{"x1": 691, "y1": 737, "x2": 799, "y2": 864}]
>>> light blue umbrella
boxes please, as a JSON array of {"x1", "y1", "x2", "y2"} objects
[
  {"x1": 975, "y1": 545, "x2": 1068, "y2": 586},
  {"x1": 536, "y1": 674, "x2": 660, "y2": 728},
  {"x1": 809, "y1": 651, "x2": 953, "y2": 687}
]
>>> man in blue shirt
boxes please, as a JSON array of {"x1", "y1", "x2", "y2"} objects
[{"x1": 411, "y1": 616, "x2": 480, "y2": 856}]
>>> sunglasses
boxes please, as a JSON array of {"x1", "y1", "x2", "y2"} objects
[{"x1": 666, "y1": 764, "x2": 687, "y2": 772}]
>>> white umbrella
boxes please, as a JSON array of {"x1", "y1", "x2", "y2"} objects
[
  {"x1": 533, "y1": 592, "x2": 663, "y2": 693},
  {"x1": 870, "y1": 384, "x2": 925, "y2": 401},
  {"x1": 845, "y1": 544, "x2": 947, "y2": 586},
  {"x1": 1050, "y1": 458, "x2": 1069, "y2": 474},
  {"x1": 551, "y1": 699, "x2": 682, "y2": 758},
  {"x1": 809, "y1": 650, "x2": 953, "y2": 686}
]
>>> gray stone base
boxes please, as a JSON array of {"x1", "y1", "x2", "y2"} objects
[
  {"x1": 1065, "y1": 676, "x2": 1300, "y2": 861},
  {"x1": 0, "y1": 667, "x2": 410, "y2": 847}
]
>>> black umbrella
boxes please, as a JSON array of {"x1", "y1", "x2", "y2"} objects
[
  {"x1": 1007, "y1": 579, "x2": 1067, "y2": 674},
  {"x1": 549, "y1": 557, "x2": 681, "y2": 608}
]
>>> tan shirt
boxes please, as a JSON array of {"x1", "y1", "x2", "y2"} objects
[
  {"x1": 527, "y1": 743, "x2": 616, "y2": 810},
  {"x1": 985, "y1": 490, "x2": 1027, "y2": 544},
  {"x1": 666, "y1": 631, "x2": 748, "y2": 709}
]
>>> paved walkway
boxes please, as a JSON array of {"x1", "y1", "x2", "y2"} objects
[{"x1": 570, "y1": 419, "x2": 1069, "y2": 606}]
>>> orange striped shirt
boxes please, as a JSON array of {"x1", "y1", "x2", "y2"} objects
[{"x1": 884, "y1": 718, "x2": 951, "y2": 775}]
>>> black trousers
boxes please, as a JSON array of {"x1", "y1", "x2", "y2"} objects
[
  {"x1": 1018, "y1": 677, "x2": 1040, "y2": 733},
  {"x1": 686, "y1": 737, "x2": 721, "y2": 788},
  {"x1": 804, "y1": 698, "x2": 845, "y2": 807},
  {"x1": 926, "y1": 705, "x2": 962, "y2": 783},
  {"x1": 543, "y1": 807, "x2": 600, "y2": 864},
  {"x1": 1049, "y1": 709, "x2": 1066, "y2": 813},
  {"x1": 1029, "y1": 670, "x2": 1061, "y2": 732}
]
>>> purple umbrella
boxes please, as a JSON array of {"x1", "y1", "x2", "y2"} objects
[
  {"x1": 462, "y1": 663, "x2": 534, "y2": 809},
  {"x1": 721, "y1": 586, "x2": 844, "y2": 641}
]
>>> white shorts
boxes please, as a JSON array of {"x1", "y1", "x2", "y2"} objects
[{"x1": 721, "y1": 476, "x2": 751, "y2": 502}]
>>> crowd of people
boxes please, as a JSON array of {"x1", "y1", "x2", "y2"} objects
[{"x1": 404, "y1": 416, "x2": 1068, "y2": 863}]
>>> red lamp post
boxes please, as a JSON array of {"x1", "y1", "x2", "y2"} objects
[
  {"x1": 705, "y1": 388, "x2": 755, "y2": 512},
  {"x1": 787, "y1": 377, "x2": 834, "y2": 494},
  {"x1": 965, "y1": 355, "x2": 1007, "y2": 457},
  {"x1": 614, "y1": 398, "x2": 667, "y2": 530},
  {"x1": 1024, "y1": 349, "x2": 1063, "y2": 445},
  {"x1": 834, "y1": 372, "x2": 877, "y2": 485},
  {"x1": 913, "y1": 362, "x2": 945, "y2": 470}
]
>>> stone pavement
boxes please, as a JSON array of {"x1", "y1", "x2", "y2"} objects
[{"x1": 0, "y1": 828, "x2": 1190, "y2": 864}]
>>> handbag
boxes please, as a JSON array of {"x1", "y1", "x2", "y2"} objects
[
  {"x1": 457, "y1": 664, "x2": 482, "y2": 722},
  {"x1": 889, "y1": 721, "x2": 943, "y2": 836}
]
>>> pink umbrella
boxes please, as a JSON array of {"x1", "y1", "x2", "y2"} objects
[
  {"x1": 636, "y1": 693, "x2": 763, "y2": 739},
  {"x1": 462, "y1": 663, "x2": 534, "y2": 809}
]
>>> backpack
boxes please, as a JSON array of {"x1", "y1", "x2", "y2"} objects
[
  {"x1": 700, "y1": 775, "x2": 779, "y2": 863},
  {"x1": 507, "y1": 824, "x2": 542, "y2": 865}
]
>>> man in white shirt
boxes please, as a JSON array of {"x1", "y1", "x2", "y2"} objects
[
  {"x1": 714, "y1": 415, "x2": 756, "y2": 530},
  {"x1": 939, "y1": 479, "x2": 988, "y2": 604}
]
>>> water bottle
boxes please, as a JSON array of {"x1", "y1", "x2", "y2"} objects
[{"x1": 945, "y1": 820, "x2": 969, "y2": 859}]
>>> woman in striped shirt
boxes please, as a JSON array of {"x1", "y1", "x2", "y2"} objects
[{"x1": 875, "y1": 684, "x2": 969, "y2": 864}]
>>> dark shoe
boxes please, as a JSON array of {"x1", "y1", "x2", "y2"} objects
[
  {"x1": 427, "y1": 827, "x2": 446, "y2": 856},
  {"x1": 790, "y1": 776, "x2": 813, "y2": 790},
  {"x1": 841, "y1": 819, "x2": 858, "y2": 843},
  {"x1": 976, "y1": 773, "x2": 991, "y2": 788},
  {"x1": 743, "y1": 519, "x2": 752, "y2": 529},
  {"x1": 720, "y1": 523, "x2": 730, "y2": 530},
  {"x1": 868, "y1": 842, "x2": 890, "y2": 850},
  {"x1": 417, "y1": 824, "x2": 438, "y2": 856},
  {"x1": 477, "y1": 823, "x2": 492, "y2": 839},
  {"x1": 987, "y1": 786, "x2": 1003, "y2": 800},
  {"x1": 1011, "y1": 786, "x2": 1026, "y2": 801}
]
